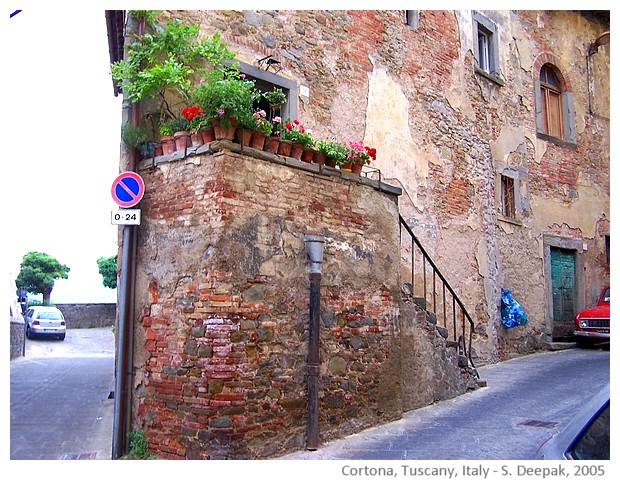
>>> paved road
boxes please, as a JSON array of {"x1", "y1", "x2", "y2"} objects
[
  {"x1": 10, "y1": 327, "x2": 115, "y2": 460},
  {"x1": 10, "y1": 329, "x2": 610, "y2": 462},
  {"x1": 277, "y1": 348, "x2": 610, "y2": 460}
]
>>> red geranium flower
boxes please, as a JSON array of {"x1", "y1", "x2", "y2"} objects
[{"x1": 181, "y1": 106, "x2": 204, "y2": 121}]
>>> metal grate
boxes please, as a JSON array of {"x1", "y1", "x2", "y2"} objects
[{"x1": 518, "y1": 419, "x2": 559, "y2": 429}]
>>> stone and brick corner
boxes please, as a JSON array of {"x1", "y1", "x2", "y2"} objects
[{"x1": 130, "y1": 144, "x2": 477, "y2": 459}]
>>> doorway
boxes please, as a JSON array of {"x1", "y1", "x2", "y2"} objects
[{"x1": 550, "y1": 247, "x2": 577, "y2": 340}]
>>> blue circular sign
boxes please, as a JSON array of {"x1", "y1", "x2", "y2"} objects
[{"x1": 111, "y1": 171, "x2": 145, "y2": 208}]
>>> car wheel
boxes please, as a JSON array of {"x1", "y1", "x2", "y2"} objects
[
  {"x1": 58, "y1": 333, "x2": 66, "y2": 341},
  {"x1": 26, "y1": 325, "x2": 32, "y2": 339}
]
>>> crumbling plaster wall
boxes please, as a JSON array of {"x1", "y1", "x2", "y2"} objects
[{"x1": 150, "y1": 10, "x2": 608, "y2": 364}]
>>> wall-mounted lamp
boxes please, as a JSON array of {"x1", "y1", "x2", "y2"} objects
[
  {"x1": 257, "y1": 55, "x2": 282, "y2": 73},
  {"x1": 588, "y1": 31, "x2": 610, "y2": 56}
]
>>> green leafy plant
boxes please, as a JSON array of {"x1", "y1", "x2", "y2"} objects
[
  {"x1": 191, "y1": 69, "x2": 258, "y2": 128},
  {"x1": 263, "y1": 87, "x2": 286, "y2": 107},
  {"x1": 317, "y1": 140, "x2": 353, "y2": 166},
  {"x1": 110, "y1": 17, "x2": 236, "y2": 122},
  {"x1": 121, "y1": 123, "x2": 149, "y2": 148},
  {"x1": 126, "y1": 428, "x2": 155, "y2": 460},
  {"x1": 167, "y1": 116, "x2": 190, "y2": 133},
  {"x1": 159, "y1": 121, "x2": 173, "y2": 137}
]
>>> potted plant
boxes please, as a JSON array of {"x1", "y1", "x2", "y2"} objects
[
  {"x1": 317, "y1": 140, "x2": 351, "y2": 168},
  {"x1": 190, "y1": 69, "x2": 258, "y2": 140},
  {"x1": 280, "y1": 117, "x2": 313, "y2": 159},
  {"x1": 168, "y1": 116, "x2": 191, "y2": 151},
  {"x1": 263, "y1": 115, "x2": 282, "y2": 154},
  {"x1": 346, "y1": 141, "x2": 377, "y2": 174},
  {"x1": 249, "y1": 109, "x2": 272, "y2": 150},
  {"x1": 263, "y1": 87, "x2": 287, "y2": 120},
  {"x1": 158, "y1": 121, "x2": 176, "y2": 155},
  {"x1": 181, "y1": 105, "x2": 208, "y2": 147}
]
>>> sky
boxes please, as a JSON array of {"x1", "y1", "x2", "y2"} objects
[{"x1": 6, "y1": 6, "x2": 123, "y2": 303}]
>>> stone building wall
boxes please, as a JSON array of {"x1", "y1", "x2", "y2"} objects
[
  {"x1": 54, "y1": 303, "x2": 116, "y2": 329},
  {"x1": 156, "y1": 10, "x2": 610, "y2": 363},
  {"x1": 118, "y1": 8, "x2": 609, "y2": 459},
  {"x1": 131, "y1": 144, "x2": 479, "y2": 458}
]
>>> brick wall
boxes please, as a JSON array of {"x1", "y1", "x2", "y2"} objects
[{"x1": 132, "y1": 145, "x2": 413, "y2": 459}]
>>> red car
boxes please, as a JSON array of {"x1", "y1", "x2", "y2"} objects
[{"x1": 574, "y1": 285, "x2": 610, "y2": 348}]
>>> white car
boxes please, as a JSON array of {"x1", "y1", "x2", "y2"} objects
[
  {"x1": 535, "y1": 383, "x2": 609, "y2": 460},
  {"x1": 23, "y1": 306, "x2": 66, "y2": 341}
]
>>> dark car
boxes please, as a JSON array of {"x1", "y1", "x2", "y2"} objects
[
  {"x1": 535, "y1": 383, "x2": 609, "y2": 460},
  {"x1": 574, "y1": 285, "x2": 609, "y2": 348}
]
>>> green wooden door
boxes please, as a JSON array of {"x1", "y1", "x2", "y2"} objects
[{"x1": 550, "y1": 247, "x2": 576, "y2": 340}]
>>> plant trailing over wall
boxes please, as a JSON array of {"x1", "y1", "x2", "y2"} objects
[{"x1": 110, "y1": 15, "x2": 236, "y2": 124}]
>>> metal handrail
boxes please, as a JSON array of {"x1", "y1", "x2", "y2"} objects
[{"x1": 399, "y1": 215, "x2": 478, "y2": 376}]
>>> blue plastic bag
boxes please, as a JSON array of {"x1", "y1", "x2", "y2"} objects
[{"x1": 501, "y1": 289, "x2": 528, "y2": 328}]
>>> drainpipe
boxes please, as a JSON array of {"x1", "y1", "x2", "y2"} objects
[
  {"x1": 112, "y1": 11, "x2": 143, "y2": 459},
  {"x1": 304, "y1": 234, "x2": 324, "y2": 450}
]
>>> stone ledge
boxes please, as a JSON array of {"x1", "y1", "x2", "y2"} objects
[{"x1": 138, "y1": 140, "x2": 402, "y2": 198}]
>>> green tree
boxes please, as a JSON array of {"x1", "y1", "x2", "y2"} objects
[
  {"x1": 97, "y1": 255, "x2": 118, "y2": 289},
  {"x1": 16, "y1": 252, "x2": 70, "y2": 305}
]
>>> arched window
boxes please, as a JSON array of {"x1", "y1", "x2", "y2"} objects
[
  {"x1": 540, "y1": 65, "x2": 563, "y2": 138},
  {"x1": 535, "y1": 62, "x2": 576, "y2": 145}
]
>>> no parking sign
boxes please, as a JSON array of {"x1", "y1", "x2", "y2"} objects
[
  {"x1": 111, "y1": 171, "x2": 145, "y2": 208},
  {"x1": 111, "y1": 172, "x2": 144, "y2": 225}
]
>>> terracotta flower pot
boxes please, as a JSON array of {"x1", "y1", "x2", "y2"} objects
[
  {"x1": 211, "y1": 117, "x2": 238, "y2": 140},
  {"x1": 301, "y1": 148, "x2": 314, "y2": 163},
  {"x1": 325, "y1": 157, "x2": 338, "y2": 168},
  {"x1": 200, "y1": 126, "x2": 215, "y2": 144},
  {"x1": 160, "y1": 136, "x2": 175, "y2": 155},
  {"x1": 191, "y1": 133, "x2": 204, "y2": 147},
  {"x1": 174, "y1": 130, "x2": 191, "y2": 151},
  {"x1": 341, "y1": 161, "x2": 353, "y2": 172},
  {"x1": 250, "y1": 131, "x2": 266, "y2": 150},
  {"x1": 154, "y1": 143, "x2": 163, "y2": 157},
  {"x1": 264, "y1": 136, "x2": 280, "y2": 154},
  {"x1": 351, "y1": 160, "x2": 363, "y2": 175},
  {"x1": 234, "y1": 127, "x2": 252, "y2": 146},
  {"x1": 290, "y1": 142, "x2": 304, "y2": 160},
  {"x1": 312, "y1": 150, "x2": 326, "y2": 165},
  {"x1": 277, "y1": 139, "x2": 293, "y2": 156}
]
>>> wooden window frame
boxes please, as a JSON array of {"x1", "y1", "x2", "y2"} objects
[
  {"x1": 540, "y1": 66, "x2": 564, "y2": 139},
  {"x1": 500, "y1": 175, "x2": 516, "y2": 220},
  {"x1": 472, "y1": 11, "x2": 504, "y2": 86},
  {"x1": 535, "y1": 63, "x2": 576, "y2": 147},
  {"x1": 496, "y1": 165, "x2": 524, "y2": 225}
]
